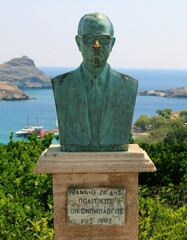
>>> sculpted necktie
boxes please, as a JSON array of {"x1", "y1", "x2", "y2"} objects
[{"x1": 87, "y1": 75, "x2": 103, "y2": 145}]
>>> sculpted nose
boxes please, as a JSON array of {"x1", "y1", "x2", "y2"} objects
[{"x1": 93, "y1": 39, "x2": 101, "y2": 49}]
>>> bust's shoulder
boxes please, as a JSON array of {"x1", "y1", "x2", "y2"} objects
[
  {"x1": 111, "y1": 68, "x2": 138, "y2": 87},
  {"x1": 51, "y1": 70, "x2": 75, "y2": 87}
]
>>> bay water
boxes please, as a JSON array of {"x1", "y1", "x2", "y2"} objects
[{"x1": 0, "y1": 67, "x2": 186, "y2": 144}]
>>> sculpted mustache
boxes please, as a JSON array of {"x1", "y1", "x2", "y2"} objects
[{"x1": 87, "y1": 51, "x2": 106, "y2": 56}]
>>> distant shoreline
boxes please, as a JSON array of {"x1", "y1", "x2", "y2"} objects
[{"x1": 138, "y1": 87, "x2": 187, "y2": 98}]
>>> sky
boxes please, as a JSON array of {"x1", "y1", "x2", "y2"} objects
[{"x1": 0, "y1": 0, "x2": 187, "y2": 69}]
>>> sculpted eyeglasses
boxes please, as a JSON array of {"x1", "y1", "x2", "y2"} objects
[{"x1": 80, "y1": 34, "x2": 113, "y2": 45}]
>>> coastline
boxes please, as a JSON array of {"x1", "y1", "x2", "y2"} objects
[
  {"x1": 1, "y1": 66, "x2": 187, "y2": 144},
  {"x1": 138, "y1": 87, "x2": 187, "y2": 98}
]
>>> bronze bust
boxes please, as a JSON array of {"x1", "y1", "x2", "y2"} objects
[{"x1": 51, "y1": 13, "x2": 138, "y2": 151}]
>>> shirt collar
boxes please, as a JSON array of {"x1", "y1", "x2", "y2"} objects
[{"x1": 81, "y1": 62, "x2": 109, "y2": 86}]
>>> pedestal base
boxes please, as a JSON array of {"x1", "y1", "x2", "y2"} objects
[
  {"x1": 33, "y1": 144, "x2": 156, "y2": 240},
  {"x1": 53, "y1": 172, "x2": 138, "y2": 240}
]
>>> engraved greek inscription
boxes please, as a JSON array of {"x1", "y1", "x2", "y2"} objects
[
  {"x1": 67, "y1": 187, "x2": 126, "y2": 225},
  {"x1": 69, "y1": 189, "x2": 96, "y2": 195},
  {"x1": 110, "y1": 190, "x2": 123, "y2": 196},
  {"x1": 115, "y1": 208, "x2": 124, "y2": 214},
  {"x1": 78, "y1": 198, "x2": 113, "y2": 204},
  {"x1": 99, "y1": 190, "x2": 109, "y2": 195}
]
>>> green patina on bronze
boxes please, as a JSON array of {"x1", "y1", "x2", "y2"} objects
[{"x1": 51, "y1": 13, "x2": 138, "y2": 152}]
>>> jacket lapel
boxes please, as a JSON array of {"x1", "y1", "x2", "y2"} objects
[
  {"x1": 68, "y1": 66, "x2": 91, "y2": 142},
  {"x1": 99, "y1": 67, "x2": 124, "y2": 142}
]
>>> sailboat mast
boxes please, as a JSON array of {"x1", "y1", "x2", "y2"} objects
[
  {"x1": 27, "y1": 113, "x2": 29, "y2": 127},
  {"x1": 37, "y1": 114, "x2": 39, "y2": 126}
]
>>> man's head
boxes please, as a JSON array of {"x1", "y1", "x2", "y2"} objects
[{"x1": 75, "y1": 13, "x2": 115, "y2": 73}]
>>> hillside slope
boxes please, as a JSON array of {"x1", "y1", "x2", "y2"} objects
[
  {"x1": 0, "y1": 81, "x2": 29, "y2": 100},
  {"x1": 0, "y1": 56, "x2": 51, "y2": 88}
]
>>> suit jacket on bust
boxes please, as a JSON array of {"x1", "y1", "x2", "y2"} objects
[{"x1": 51, "y1": 63, "x2": 138, "y2": 151}]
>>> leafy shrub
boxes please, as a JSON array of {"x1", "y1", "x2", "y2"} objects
[
  {"x1": 139, "y1": 141, "x2": 187, "y2": 186},
  {"x1": 156, "y1": 108, "x2": 172, "y2": 119},
  {"x1": 180, "y1": 110, "x2": 187, "y2": 117},
  {"x1": 135, "y1": 108, "x2": 187, "y2": 144},
  {"x1": 0, "y1": 132, "x2": 186, "y2": 239},
  {"x1": 139, "y1": 189, "x2": 187, "y2": 240},
  {"x1": 0, "y1": 133, "x2": 54, "y2": 239}
]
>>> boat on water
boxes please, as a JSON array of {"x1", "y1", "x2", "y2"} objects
[
  {"x1": 16, "y1": 126, "x2": 59, "y2": 138},
  {"x1": 16, "y1": 126, "x2": 43, "y2": 137},
  {"x1": 16, "y1": 115, "x2": 59, "y2": 138},
  {"x1": 16, "y1": 113, "x2": 45, "y2": 137}
]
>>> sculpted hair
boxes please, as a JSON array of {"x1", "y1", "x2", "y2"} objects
[{"x1": 78, "y1": 12, "x2": 114, "y2": 36}]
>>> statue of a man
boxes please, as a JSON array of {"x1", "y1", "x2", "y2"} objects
[{"x1": 51, "y1": 13, "x2": 138, "y2": 152}]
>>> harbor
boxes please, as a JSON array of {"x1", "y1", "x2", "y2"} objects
[
  {"x1": 16, "y1": 126, "x2": 59, "y2": 138},
  {"x1": 15, "y1": 113, "x2": 59, "y2": 139}
]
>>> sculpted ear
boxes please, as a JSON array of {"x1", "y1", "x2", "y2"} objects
[
  {"x1": 110, "y1": 37, "x2": 116, "y2": 52},
  {"x1": 75, "y1": 35, "x2": 81, "y2": 51}
]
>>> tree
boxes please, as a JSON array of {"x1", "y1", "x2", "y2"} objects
[
  {"x1": 180, "y1": 110, "x2": 187, "y2": 117},
  {"x1": 0, "y1": 132, "x2": 54, "y2": 239},
  {"x1": 179, "y1": 110, "x2": 187, "y2": 123},
  {"x1": 139, "y1": 140, "x2": 187, "y2": 186},
  {"x1": 149, "y1": 115, "x2": 167, "y2": 130},
  {"x1": 156, "y1": 108, "x2": 172, "y2": 119},
  {"x1": 135, "y1": 115, "x2": 149, "y2": 131},
  {"x1": 164, "y1": 119, "x2": 187, "y2": 144}
]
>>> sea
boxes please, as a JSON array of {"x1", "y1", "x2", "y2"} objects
[{"x1": 0, "y1": 67, "x2": 186, "y2": 144}]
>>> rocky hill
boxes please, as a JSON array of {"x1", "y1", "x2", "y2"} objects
[
  {"x1": 138, "y1": 87, "x2": 187, "y2": 98},
  {"x1": 0, "y1": 56, "x2": 51, "y2": 88},
  {"x1": 0, "y1": 81, "x2": 30, "y2": 100}
]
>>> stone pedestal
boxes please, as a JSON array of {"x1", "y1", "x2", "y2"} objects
[{"x1": 33, "y1": 144, "x2": 156, "y2": 240}]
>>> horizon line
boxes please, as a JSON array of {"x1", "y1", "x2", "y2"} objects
[{"x1": 38, "y1": 66, "x2": 187, "y2": 71}]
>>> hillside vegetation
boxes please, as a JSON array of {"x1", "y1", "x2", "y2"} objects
[
  {"x1": 0, "y1": 112, "x2": 186, "y2": 239},
  {"x1": 134, "y1": 108, "x2": 187, "y2": 144}
]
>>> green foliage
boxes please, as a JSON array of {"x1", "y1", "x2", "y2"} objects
[
  {"x1": 139, "y1": 184, "x2": 186, "y2": 209},
  {"x1": 135, "y1": 108, "x2": 187, "y2": 144},
  {"x1": 135, "y1": 127, "x2": 170, "y2": 145},
  {"x1": 0, "y1": 133, "x2": 54, "y2": 239},
  {"x1": 135, "y1": 109, "x2": 187, "y2": 238},
  {"x1": 164, "y1": 120, "x2": 187, "y2": 144},
  {"x1": 156, "y1": 108, "x2": 172, "y2": 119},
  {"x1": 135, "y1": 114, "x2": 149, "y2": 131},
  {"x1": 147, "y1": 118, "x2": 187, "y2": 145},
  {"x1": 133, "y1": 108, "x2": 187, "y2": 238},
  {"x1": 139, "y1": 187, "x2": 187, "y2": 240},
  {"x1": 55, "y1": 134, "x2": 59, "y2": 141},
  {"x1": 139, "y1": 141, "x2": 187, "y2": 186},
  {"x1": 149, "y1": 115, "x2": 172, "y2": 131},
  {"x1": 0, "y1": 131, "x2": 186, "y2": 239},
  {"x1": 180, "y1": 110, "x2": 187, "y2": 117},
  {"x1": 178, "y1": 110, "x2": 187, "y2": 125},
  {"x1": 179, "y1": 114, "x2": 187, "y2": 123},
  {"x1": 129, "y1": 132, "x2": 134, "y2": 144}
]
